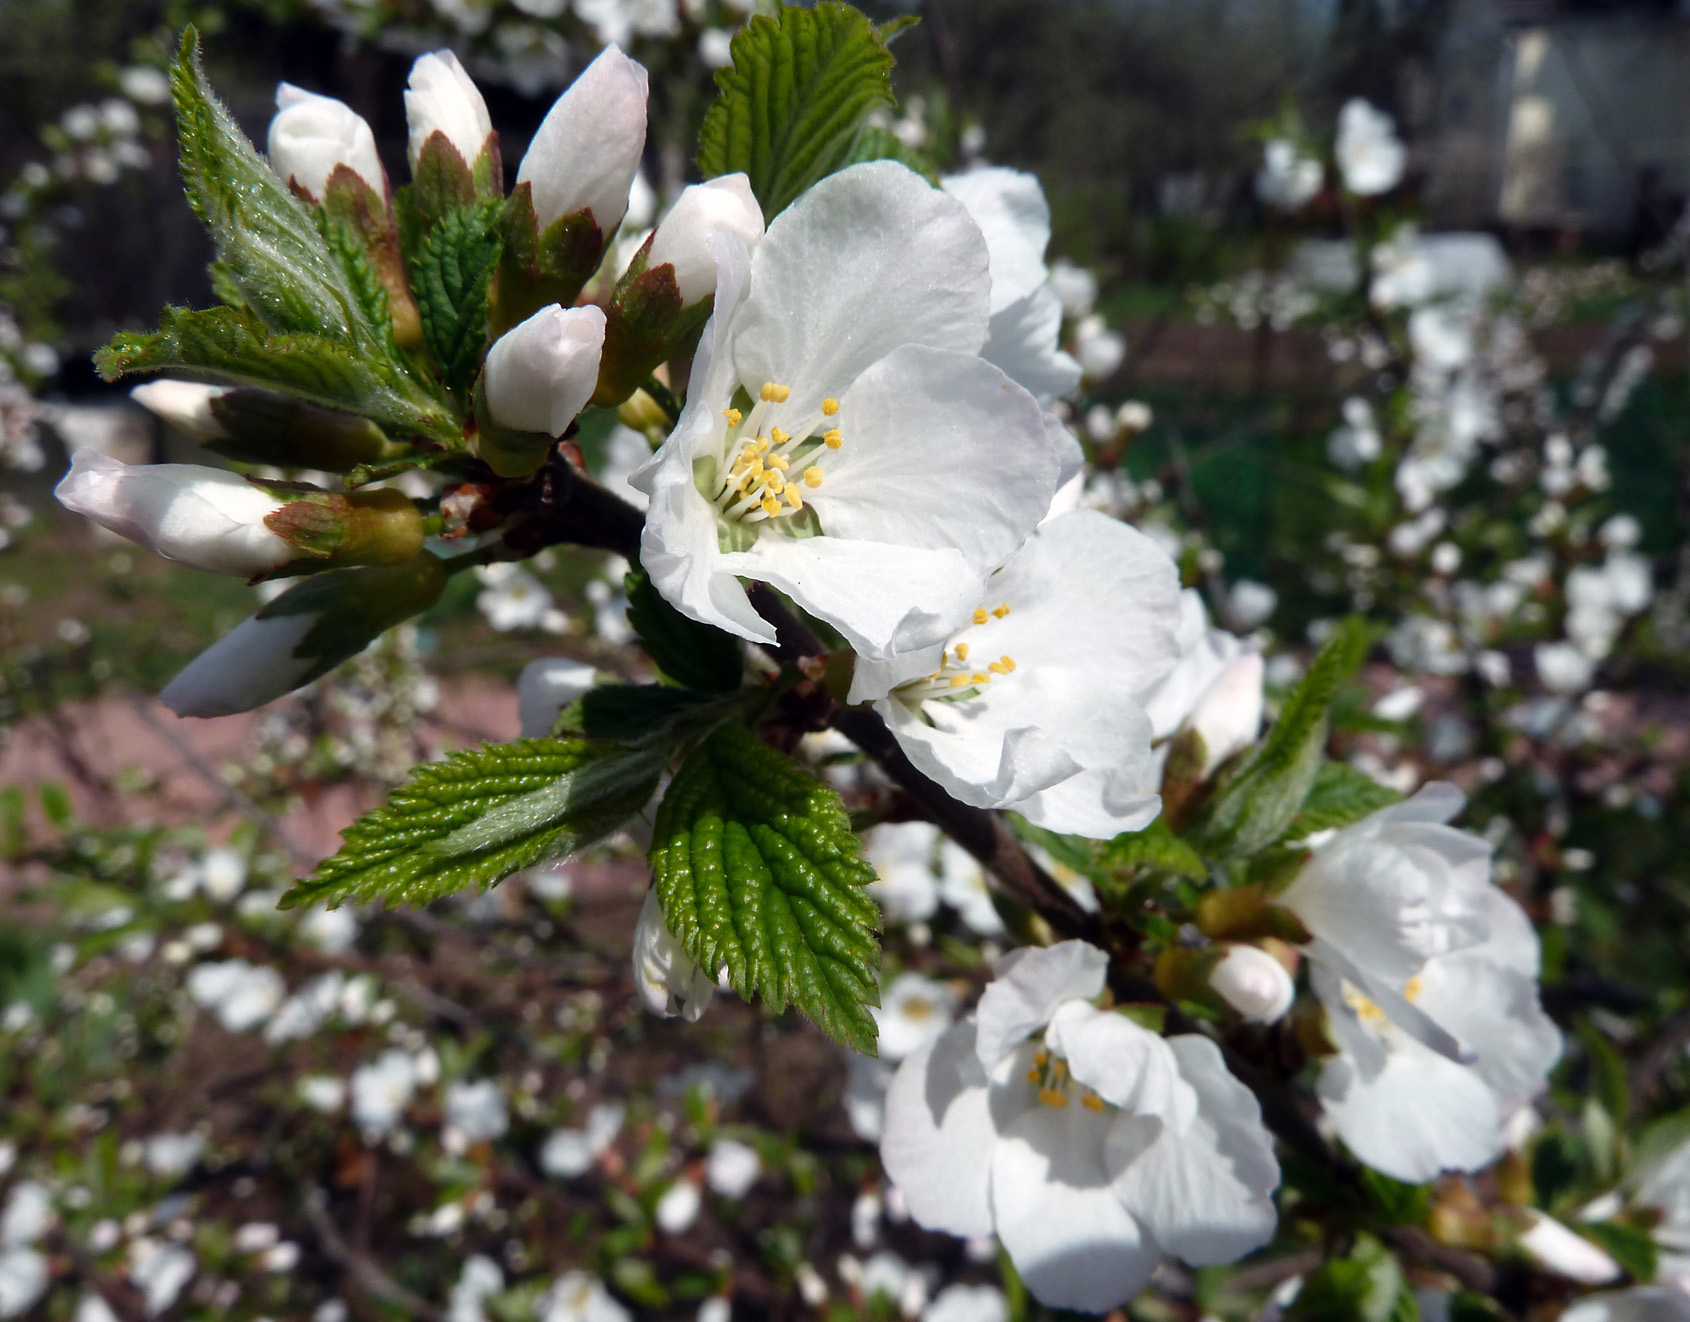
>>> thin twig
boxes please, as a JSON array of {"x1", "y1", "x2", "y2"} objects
[{"x1": 303, "y1": 1188, "x2": 447, "y2": 1322}]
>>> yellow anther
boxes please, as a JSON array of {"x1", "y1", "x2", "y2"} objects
[
  {"x1": 1026, "y1": 1068, "x2": 1041, "y2": 1084},
  {"x1": 988, "y1": 660, "x2": 1008, "y2": 675},
  {"x1": 785, "y1": 484, "x2": 804, "y2": 510},
  {"x1": 823, "y1": 429, "x2": 843, "y2": 449},
  {"x1": 1000, "y1": 655, "x2": 1017, "y2": 672},
  {"x1": 759, "y1": 382, "x2": 791, "y2": 403},
  {"x1": 766, "y1": 455, "x2": 789, "y2": 472},
  {"x1": 723, "y1": 408, "x2": 742, "y2": 426},
  {"x1": 770, "y1": 427, "x2": 788, "y2": 445},
  {"x1": 1081, "y1": 1092, "x2": 1106, "y2": 1113},
  {"x1": 1404, "y1": 976, "x2": 1424, "y2": 1004},
  {"x1": 1033, "y1": 1051, "x2": 1049, "y2": 1068},
  {"x1": 1038, "y1": 1087, "x2": 1069, "y2": 1109},
  {"x1": 954, "y1": 643, "x2": 971, "y2": 662},
  {"x1": 949, "y1": 675, "x2": 972, "y2": 689},
  {"x1": 822, "y1": 397, "x2": 840, "y2": 416},
  {"x1": 992, "y1": 604, "x2": 1011, "y2": 619},
  {"x1": 761, "y1": 495, "x2": 782, "y2": 516},
  {"x1": 970, "y1": 672, "x2": 991, "y2": 684},
  {"x1": 972, "y1": 608, "x2": 989, "y2": 625},
  {"x1": 803, "y1": 466, "x2": 825, "y2": 489},
  {"x1": 751, "y1": 437, "x2": 770, "y2": 455}
]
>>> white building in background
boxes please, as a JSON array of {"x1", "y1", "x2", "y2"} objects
[{"x1": 1423, "y1": 0, "x2": 1690, "y2": 240}]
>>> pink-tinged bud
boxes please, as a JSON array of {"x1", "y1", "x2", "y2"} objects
[
  {"x1": 404, "y1": 50, "x2": 492, "y2": 170},
  {"x1": 55, "y1": 449, "x2": 293, "y2": 576},
  {"x1": 130, "y1": 380, "x2": 231, "y2": 443},
  {"x1": 516, "y1": 44, "x2": 648, "y2": 233},
  {"x1": 1208, "y1": 944, "x2": 1295, "y2": 1024},
  {"x1": 1516, "y1": 1211, "x2": 1622, "y2": 1284},
  {"x1": 1191, "y1": 651, "x2": 1264, "y2": 776},
  {"x1": 267, "y1": 83, "x2": 385, "y2": 201},
  {"x1": 646, "y1": 174, "x2": 764, "y2": 305},
  {"x1": 483, "y1": 304, "x2": 606, "y2": 437}
]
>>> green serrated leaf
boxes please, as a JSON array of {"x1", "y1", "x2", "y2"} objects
[
  {"x1": 1358, "y1": 1167, "x2": 1431, "y2": 1226},
  {"x1": 558, "y1": 685, "x2": 716, "y2": 741},
  {"x1": 649, "y1": 724, "x2": 881, "y2": 1052},
  {"x1": 169, "y1": 29, "x2": 382, "y2": 357},
  {"x1": 625, "y1": 561, "x2": 744, "y2": 693},
  {"x1": 1193, "y1": 616, "x2": 1371, "y2": 859},
  {"x1": 697, "y1": 2, "x2": 902, "y2": 218},
  {"x1": 96, "y1": 305, "x2": 460, "y2": 446},
  {"x1": 281, "y1": 736, "x2": 665, "y2": 911},
  {"x1": 319, "y1": 214, "x2": 401, "y2": 362},
  {"x1": 1579, "y1": 1220, "x2": 1656, "y2": 1281},
  {"x1": 1287, "y1": 761, "x2": 1403, "y2": 839},
  {"x1": 411, "y1": 198, "x2": 504, "y2": 396},
  {"x1": 841, "y1": 124, "x2": 939, "y2": 183}
]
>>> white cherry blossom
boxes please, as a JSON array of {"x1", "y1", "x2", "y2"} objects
[
  {"x1": 1281, "y1": 785, "x2": 1562, "y2": 1181},
  {"x1": 851, "y1": 511, "x2": 1181, "y2": 837},
  {"x1": 404, "y1": 51, "x2": 492, "y2": 169},
  {"x1": 633, "y1": 161, "x2": 1060, "y2": 659},
  {"x1": 1335, "y1": 99, "x2": 1405, "y2": 197},
  {"x1": 881, "y1": 941, "x2": 1279, "y2": 1313},
  {"x1": 1256, "y1": 139, "x2": 1322, "y2": 211},
  {"x1": 516, "y1": 45, "x2": 648, "y2": 233},
  {"x1": 267, "y1": 83, "x2": 384, "y2": 200},
  {"x1": 873, "y1": 971, "x2": 958, "y2": 1061}
]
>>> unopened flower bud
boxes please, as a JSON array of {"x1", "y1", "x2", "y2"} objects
[
  {"x1": 1191, "y1": 651, "x2": 1264, "y2": 776},
  {"x1": 267, "y1": 83, "x2": 385, "y2": 201},
  {"x1": 132, "y1": 381, "x2": 403, "y2": 471},
  {"x1": 516, "y1": 44, "x2": 648, "y2": 233},
  {"x1": 632, "y1": 889, "x2": 714, "y2": 1022},
  {"x1": 1208, "y1": 944, "x2": 1295, "y2": 1024},
  {"x1": 646, "y1": 175, "x2": 764, "y2": 306},
  {"x1": 56, "y1": 450, "x2": 295, "y2": 576},
  {"x1": 1516, "y1": 1211, "x2": 1622, "y2": 1284},
  {"x1": 484, "y1": 304, "x2": 606, "y2": 438},
  {"x1": 130, "y1": 380, "x2": 230, "y2": 443},
  {"x1": 404, "y1": 50, "x2": 492, "y2": 171},
  {"x1": 160, "y1": 553, "x2": 447, "y2": 717}
]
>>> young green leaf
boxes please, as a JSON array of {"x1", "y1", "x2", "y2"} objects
[
  {"x1": 1192, "y1": 616, "x2": 1371, "y2": 859},
  {"x1": 649, "y1": 724, "x2": 881, "y2": 1053},
  {"x1": 625, "y1": 562, "x2": 744, "y2": 693},
  {"x1": 280, "y1": 736, "x2": 666, "y2": 911},
  {"x1": 169, "y1": 29, "x2": 385, "y2": 359},
  {"x1": 411, "y1": 198, "x2": 504, "y2": 396},
  {"x1": 558, "y1": 685, "x2": 717, "y2": 741},
  {"x1": 96, "y1": 306, "x2": 461, "y2": 447},
  {"x1": 1286, "y1": 761, "x2": 1403, "y2": 839},
  {"x1": 1099, "y1": 818, "x2": 1207, "y2": 883},
  {"x1": 697, "y1": 2, "x2": 903, "y2": 218}
]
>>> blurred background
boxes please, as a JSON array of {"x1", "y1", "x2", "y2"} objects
[{"x1": 2, "y1": 1, "x2": 1689, "y2": 1320}]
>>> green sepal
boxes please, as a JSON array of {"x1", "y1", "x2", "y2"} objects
[
  {"x1": 490, "y1": 184, "x2": 604, "y2": 337},
  {"x1": 469, "y1": 377, "x2": 554, "y2": 479},
  {"x1": 592, "y1": 236, "x2": 714, "y2": 409},
  {"x1": 1100, "y1": 817, "x2": 1207, "y2": 884},
  {"x1": 255, "y1": 485, "x2": 425, "y2": 568},
  {"x1": 279, "y1": 734, "x2": 666, "y2": 911},
  {"x1": 625, "y1": 561, "x2": 744, "y2": 693},
  {"x1": 405, "y1": 130, "x2": 500, "y2": 233},
  {"x1": 696, "y1": 2, "x2": 904, "y2": 219},
  {"x1": 649, "y1": 724, "x2": 882, "y2": 1053},
  {"x1": 411, "y1": 197, "x2": 504, "y2": 397},
  {"x1": 95, "y1": 305, "x2": 461, "y2": 447},
  {"x1": 1190, "y1": 617, "x2": 1371, "y2": 860}
]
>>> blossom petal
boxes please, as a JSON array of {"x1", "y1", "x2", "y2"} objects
[
  {"x1": 1045, "y1": 1002, "x2": 1198, "y2": 1127},
  {"x1": 880, "y1": 1022, "x2": 997, "y2": 1237},
  {"x1": 721, "y1": 533, "x2": 977, "y2": 658},
  {"x1": 1109, "y1": 1036, "x2": 1279, "y2": 1265},
  {"x1": 941, "y1": 166, "x2": 1051, "y2": 314},
  {"x1": 1003, "y1": 764, "x2": 1162, "y2": 839},
  {"x1": 730, "y1": 161, "x2": 991, "y2": 420},
  {"x1": 983, "y1": 284, "x2": 1083, "y2": 407},
  {"x1": 991, "y1": 1104, "x2": 1159, "y2": 1313},
  {"x1": 975, "y1": 942, "x2": 1107, "y2": 1069},
  {"x1": 810, "y1": 344, "x2": 1055, "y2": 578}
]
